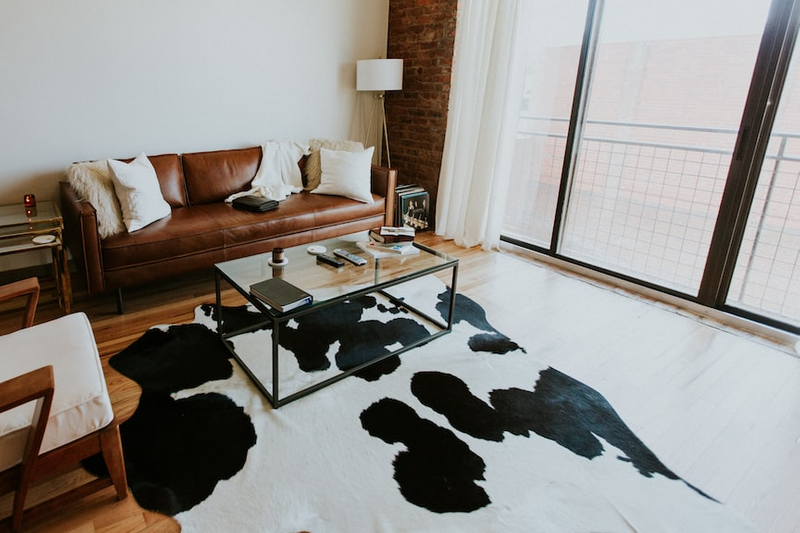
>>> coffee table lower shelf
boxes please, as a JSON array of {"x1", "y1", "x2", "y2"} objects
[{"x1": 214, "y1": 263, "x2": 458, "y2": 409}]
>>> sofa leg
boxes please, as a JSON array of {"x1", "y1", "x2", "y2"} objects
[{"x1": 116, "y1": 289, "x2": 124, "y2": 314}]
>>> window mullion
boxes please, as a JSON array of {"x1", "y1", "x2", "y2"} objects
[
  {"x1": 698, "y1": 0, "x2": 800, "y2": 307},
  {"x1": 550, "y1": 0, "x2": 603, "y2": 255}
]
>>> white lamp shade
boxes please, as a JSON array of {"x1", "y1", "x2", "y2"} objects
[{"x1": 357, "y1": 59, "x2": 403, "y2": 91}]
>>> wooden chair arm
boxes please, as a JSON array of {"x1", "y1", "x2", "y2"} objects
[
  {"x1": 0, "y1": 365, "x2": 55, "y2": 530},
  {"x1": 0, "y1": 365, "x2": 55, "y2": 420},
  {"x1": 0, "y1": 277, "x2": 40, "y2": 329}
]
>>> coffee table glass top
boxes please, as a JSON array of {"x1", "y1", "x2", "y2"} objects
[
  {"x1": 215, "y1": 230, "x2": 458, "y2": 407},
  {"x1": 216, "y1": 231, "x2": 457, "y2": 312}
]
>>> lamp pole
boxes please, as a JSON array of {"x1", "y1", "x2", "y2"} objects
[{"x1": 357, "y1": 59, "x2": 403, "y2": 168}]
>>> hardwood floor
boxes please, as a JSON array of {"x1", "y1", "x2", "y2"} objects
[{"x1": 1, "y1": 233, "x2": 798, "y2": 532}]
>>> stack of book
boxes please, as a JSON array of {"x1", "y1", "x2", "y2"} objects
[
  {"x1": 368, "y1": 226, "x2": 415, "y2": 243},
  {"x1": 358, "y1": 226, "x2": 419, "y2": 257}
]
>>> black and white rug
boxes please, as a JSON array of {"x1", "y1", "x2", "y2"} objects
[{"x1": 109, "y1": 276, "x2": 755, "y2": 532}]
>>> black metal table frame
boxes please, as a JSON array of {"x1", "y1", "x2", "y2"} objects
[{"x1": 215, "y1": 245, "x2": 459, "y2": 408}]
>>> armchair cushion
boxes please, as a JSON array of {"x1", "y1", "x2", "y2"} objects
[{"x1": 0, "y1": 313, "x2": 114, "y2": 471}]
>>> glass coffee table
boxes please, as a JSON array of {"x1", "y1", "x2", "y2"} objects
[{"x1": 214, "y1": 231, "x2": 458, "y2": 408}]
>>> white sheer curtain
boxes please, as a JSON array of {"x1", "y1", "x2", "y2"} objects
[{"x1": 436, "y1": 0, "x2": 531, "y2": 249}]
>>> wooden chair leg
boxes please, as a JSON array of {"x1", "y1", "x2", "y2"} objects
[{"x1": 100, "y1": 424, "x2": 128, "y2": 500}]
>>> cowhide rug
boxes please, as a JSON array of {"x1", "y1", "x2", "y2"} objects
[{"x1": 106, "y1": 276, "x2": 755, "y2": 532}]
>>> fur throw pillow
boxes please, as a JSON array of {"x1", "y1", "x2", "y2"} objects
[
  {"x1": 66, "y1": 159, "x2": 126, "y2": 238},
  {"x1": 304, "y1": 138, "x2": 364, "y2": 190}
]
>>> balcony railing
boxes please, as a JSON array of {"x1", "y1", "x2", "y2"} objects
[{"x1": 504, "y1": 116, "x2": 800, "y2": 326}]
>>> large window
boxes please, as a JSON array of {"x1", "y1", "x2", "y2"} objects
[{"x1": 503, "y1": 0, "x2": 800, "y2": 332}]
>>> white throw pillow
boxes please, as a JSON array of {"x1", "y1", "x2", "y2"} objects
[
  {"x1": 304, "y1": 139, "x2": 364, "y2": 190},
  {"x1": 66, "y1": 159, "x2": 126, "y2": 238},
  {"x1": 311, "y1": 147, "x2": 375, "y2": 204},
  {"x1": 108, "y1": 153, "x2": 171, "y2": 232}
]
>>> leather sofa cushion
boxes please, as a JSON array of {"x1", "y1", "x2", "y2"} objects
[
  {"x1": 101, "y1": 191, "x2": 384, "y2": 271},
  {"x1": 182, "y1": 146, "x2": 262, "y2": 205},
  {"x1": 148, "y1": 154, "x2": 187, "y2": 207},
  {"x1": 120, "y1": 153, "x2": 187, "y2": 208}
]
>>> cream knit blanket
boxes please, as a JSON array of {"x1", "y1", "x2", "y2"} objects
[{"x1": 225, "y1": 140, "x2": 310, "y2": 203}]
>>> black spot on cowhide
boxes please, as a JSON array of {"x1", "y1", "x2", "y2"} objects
[
  {"x1": 200, "y1": 303, "x2": 270, "y2": 337},
  {"x1": 110, "y1": 323, "x2": 235, "y2": 394},
  {"x1": 411, "y1": 371, "x2": 511, "y2": 442},
  {"x1": 360, "y1": 398, "x2": 491, "y2": 513},
  {"x1": 120, "y1": 392, "x2": 255, "y2": 515},
  {"x1": 436, "y1": 289, "x2": 525, "y2": 354},
  {"x1": 107, "y1": 322, "x2": 257, "y2": 515},
  {"x1": 377, "y1": 300, "x2": 410, "y2": 315},
  {"x1": 278, "y1": 295, "x2": 384, "y2": 373},
  {"x1": 404, "y1": 369, "x2": 713, "y2": 504}
]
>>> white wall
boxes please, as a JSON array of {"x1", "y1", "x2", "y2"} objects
[{"x1": 0, "y1": 0, "x2": 389, "y2": 206}]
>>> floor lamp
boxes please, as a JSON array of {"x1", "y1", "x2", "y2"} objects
[{"x1": 357, "y1": 59, "x2": 403, "y2": 168}]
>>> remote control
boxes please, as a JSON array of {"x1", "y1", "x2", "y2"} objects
[
  {"x1": 316, "y1": 253, "x2": 345, "y2": 268},
  {"x1": 333, "y1": 248, "x2": 367, "y2": 266}
]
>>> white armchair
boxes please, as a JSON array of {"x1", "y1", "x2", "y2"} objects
[{"x1": 0, "y1": 278, "x2": 127, "y2": 531}]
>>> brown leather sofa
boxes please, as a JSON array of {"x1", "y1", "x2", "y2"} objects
[{"x1": 60, "y1": 145, "x2": 397, "y2": 312}]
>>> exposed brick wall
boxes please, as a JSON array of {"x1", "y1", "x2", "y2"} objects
[{"x1": 386, "y1": 0, "x2": 457, "y2": 229}]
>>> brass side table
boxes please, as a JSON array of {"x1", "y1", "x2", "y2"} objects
[{"x1": 0, "y1": 201, "x2": 71, "y2": 313}]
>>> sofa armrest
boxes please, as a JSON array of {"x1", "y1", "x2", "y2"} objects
[
  {"x1": 370, "y1": 166, "x2": 398, "y2": 226},
  {"x1": 60, "y1": 182, "x2": 105, "y2": 295}
]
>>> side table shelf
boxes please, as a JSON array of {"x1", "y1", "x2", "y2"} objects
[{"x1": 0, "y1": 201, "x2": 71, "y2": 313}]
